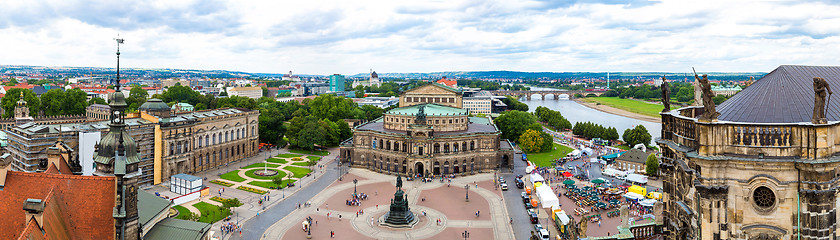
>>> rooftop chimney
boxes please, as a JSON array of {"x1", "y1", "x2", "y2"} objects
[{"x1": 23, "y1": 199, "x2": 45, "y2": 228}]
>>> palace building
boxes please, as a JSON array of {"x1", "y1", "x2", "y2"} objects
[
  {"x1": 340, "y1": 83, "x2": 514, "y2": 176},
  {"x1": 657, "y1": 65, "x2": 840, "y2": 240},
  {"x1": 3, "y1": 97, "x2": 259, "y2": 187}
]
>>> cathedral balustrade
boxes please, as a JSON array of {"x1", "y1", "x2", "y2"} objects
[{"x1": 663, "y1": 106, "x2": 840, "y2": 159}]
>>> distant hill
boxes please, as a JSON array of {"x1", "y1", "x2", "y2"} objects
[
  {"x1": 347, "y1": 70, "x2": 766, "y2": 81},
  {"x1": 2, "y1": 65, "x2": 764, "y2": 81}
]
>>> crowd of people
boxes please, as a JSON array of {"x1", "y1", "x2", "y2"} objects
[
  {"x1": 346, "y1": 192, "x2": 368, "y2": 206},
  {"x1": 221, "y1": 222, "x2": 241, "y2": 236}
]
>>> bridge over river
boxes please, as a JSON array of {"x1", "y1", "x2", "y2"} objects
[{"x1": 489, "y1": 90, "x2": 604, "y2": 100}]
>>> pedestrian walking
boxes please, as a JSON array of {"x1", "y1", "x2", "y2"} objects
[{"x1": 331, "y1": 231, "x2": 334, "y2": 238}]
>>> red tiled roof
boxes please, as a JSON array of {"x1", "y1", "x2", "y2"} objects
[
  {"x1": 436, "y1": 78, "x2": 457, "y2": 87},
  {"x1": 0, "y1": 171, "x2": 116, "y2": 240}
]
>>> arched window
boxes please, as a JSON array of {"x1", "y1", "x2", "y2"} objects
[
  {"x1": 199, "y1": 156, "x2": 203, "y2": 166},
  {"x1": 198, "y1": 137, "x2": 202, "y2": 148},
  {"x1": 213, "y1": 134, "x2": 217, "y2": 145},
  {"x1": 470, "y1": 141, "x2": 475, "y2": 151},
  {"x1": 225, "y1": 132, "x2": 229, "y2": 142},
  {"x1": 170, "y1": 143, "x2": 175, "y2": 155},
  {"x1": 205, "y1": 135, "x2": 209, "y2": 146}
]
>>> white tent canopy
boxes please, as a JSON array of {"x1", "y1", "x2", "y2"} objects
[
  {"x1": 568, "y1": 150, "x2": 581, "y2": 157},
  {"x1": 624, "y1": 192, "x2": 644, "y2": 200},
  {"x1": 536, "y1": 184, "x2": 560, "y2": 208},
  {"x1": 530, "y1": 173, "x2": 545, "y2": 184},
  {"x1": 640, "y1": 199, "x2": 657, "y2": 207},
  {"x1": 626, "y1": 174, "x2": 649, "y2": 185},
  {"x1": 582, "y1": 147, "x2": 594, "y2": 156}
]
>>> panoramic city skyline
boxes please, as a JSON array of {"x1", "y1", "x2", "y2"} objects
[{"x1": 2, "y1": 0, "x2": 840, "y2": 75}]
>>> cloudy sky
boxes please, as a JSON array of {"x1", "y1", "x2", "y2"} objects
[{"x1": 1, "y1": 0, "x2": 840, "y2": 75}]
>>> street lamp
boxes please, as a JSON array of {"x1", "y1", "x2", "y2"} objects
[
  {"x1": 462, "y1": 230, "x2": 469, "y2": 240},
  {"x1": 353, "y1": 179, "x2": 358, "y2": 195},
  {"x1": 465, "y1": 184, "x2": 470, "y2": 202}
]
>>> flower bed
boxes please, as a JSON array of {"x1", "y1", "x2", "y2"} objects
[
  {"x1": 210, "y1": 196, "x2": 243, "y2": 207},
  {"x1": 291, "y1": 157, "x2": 305, "y2": 162},
  {"x1": 237, "y1": 186, "x2": 267, "y2": 195},
  {"x1": 209, "y1": 179, "x2": 234, "y2": 187},
  {"x1": 248, "y1": 179, "x2": 297, "y2": 189}
]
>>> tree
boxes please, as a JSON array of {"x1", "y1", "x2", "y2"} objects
[
  {"x1": 219, "y1": 91, "x2": 228, "y2": 96},
  {"x1": 493, "y1": 110, "x2": 537, "y2": 141},
  {"x1": 518, "y1": 129, "x2": 544, "y2": 153},
  {"x1": 262, "y1": 87, "x2": 270, "y2": 97},
  {"x1": 622, "y1": 125, "x2": 652, "y2": 147},
  {"x1": 308, "y1": 94, "x2": 357, "y2": 122},
  {"x1": 646, "y1": 154, "x2": 659, "y2": 176},
  {"x1": 360, "y1": 105, "x2": 384, "y2": 121},
  {"x1": 1, "y1": 88, "x2": 40, "y2": 118},
  {"x1": 272, "y1": 176, "x2": 284, "y2": 189},
  {"x1": 539, "y1": 131, "x2": 554, "y2": 152},
  {"x1": 502, "y1": 96, "x2": 529, "y2": 111},
  {"x1": 337, "y1": 120, "x2": 352, "y2": 141},
  {"x1": 355, "y1": 89, "x2": 365, "y2": 98},
  {"x1": 62, "y1": 88, "x2": 89, "y2": 115},
  {"x1": 296, "y1": 121, "x2": 325, "y2": 152},
  {"x1": 127, "y1": 86, "x2": 149, "y2": 112},
  {"x1": 39, "y1": 89, "x2": 65, "y2": 116},
  {"x1": 88, "y1": 97, "x2": 107, "y2": 105}
]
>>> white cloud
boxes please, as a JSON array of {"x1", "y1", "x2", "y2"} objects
[{"x1": 1, "y1": 0, "x2": 839, "y2": 75}]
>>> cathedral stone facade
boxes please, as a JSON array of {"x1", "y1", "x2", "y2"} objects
[{"x1": 658, "y1": 65, "x2": 840, "y2": 240}]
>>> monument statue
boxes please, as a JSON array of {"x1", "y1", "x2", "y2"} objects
[
  {"x1": 415, "y1": 105, "x2": 426, "y2": 125},
  {"x1": 813, "y1": 77, "x2": 833, "y2": 124},
  {"x1": 620, "y1": 204, "x2": 630, "y2": 228},
  {"x1": 693, "y1": 74, "x2": 703, "y2": 106},
  {"x1": 653, "y1": 201, "x2": 664, "y2": 225},
  {"x1": 696, "y1": 74, "x2": 720, "y2": 121},
  {"x1": 382, "y1": 175, "x2": 418, "y2": 228},
  {"x1": 661, "y1": 77, "x2": 671, "y2": 112},
  {"x1": 577, "y1": 216, "x2": 588, "y2": 238}
]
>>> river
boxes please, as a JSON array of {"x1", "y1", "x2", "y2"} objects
[{"x1": 521, "y1": 86, "x2": 661, "y2": 139}]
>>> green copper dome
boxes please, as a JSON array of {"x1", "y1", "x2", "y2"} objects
[{"x1": 139, "y1": 98, "x2": 169, "y2": 111}]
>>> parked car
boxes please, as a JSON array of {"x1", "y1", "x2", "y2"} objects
[
  {"x1": 534, "y1": 223, "x2": 544, "y2": 232},
  {"x1": 539, "y1": 229, "x2": 550, "y2": 240},
  {"x1": 500, "y1": 183, "x2": 508, "y2": 191},
  {"x1": 515, "y1": 174, "x2": 523, "y2": 179},
  {"x1": 515, "y1": 179, "x2": 524, "y2": 189},
  {"x1": 529, "y1": 213, "x2": 539, "y2": 223}
]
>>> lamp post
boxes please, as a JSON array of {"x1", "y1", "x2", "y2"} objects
[
  {"x1": 353, "y1": 179, "x2": 358, "y2": 195},
  {"x1": 465, "y1": 184, "x2": 470, "y2": 202},
  {"x1": 462, "y1": 230, "x2": 469, "y2": 240}
]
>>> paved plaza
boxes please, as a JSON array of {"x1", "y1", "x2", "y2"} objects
[{"x1": 261, "y1": 169, "x2": 515, "y2": 239}]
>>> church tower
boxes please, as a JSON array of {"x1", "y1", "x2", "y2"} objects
[
  {"x1": 92, "y1": 38, "x2": 141, "y2": 240},
  {"x1": 14, "y1": 91, "x2": 34, "y2": 125}
]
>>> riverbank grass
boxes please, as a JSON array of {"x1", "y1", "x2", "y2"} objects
[
  {"x1": 525, "y1": 142, "x2": 574, "y2": 167},
  {"x1": 581, "y1": 97, "x2": 662, "y2": 118}
]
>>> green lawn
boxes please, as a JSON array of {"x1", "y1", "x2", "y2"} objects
[
  {"x1": 243, "y1": 163, "x2": 280, "y2": 169},
  {"x1": 289, "y1": 149, "x2": 330, "y2": 156},
  {"x1": 283, "y1": 166, "x2": 313, "y2": 178},
  {"x1": 525, "y1": 142, "x2": 575, "y2": 167},
  {"x1": 193, "y1": 202, "x2": 231, "y2": 223},
  {"x1": 582, "y1": 97, "x2": 662, "y2": 118},
  {"x1": 247, "y1": 179, "x2": 297, "y2": 189},
  {"x1": 267, "y1": 158, "x2": 288, "y2": 164},
  {"x1": 219, "y1": 170, "x2": 246, "y2": 182},
  {"x1": 307, "y1": 156, "x2": 321, "y2": 161},
  {"x1": 292, "y1": 162, "x2": 314, "y2": 167},
  {"x1": 275, "y1": 153, "x2": 302, "y2": 158},
  {"x1": 244, "y1": 168, "x2": 287, "y2": 180},
  {"x1": 173, "y1": 205, "x2": 192, "y2": 220},
  {"x1": 615, "y1": 145, "x2": 631, "y2": 150}
]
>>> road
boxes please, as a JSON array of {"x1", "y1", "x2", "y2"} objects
[
  {"x1": 230, "y1": 156, "x2": 342, "y2": 240},
  {"x1": 500, "y1": 136, "x2": 661, "y2": 240}
]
